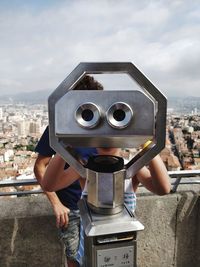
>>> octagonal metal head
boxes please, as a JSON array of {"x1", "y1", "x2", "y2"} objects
[{"x1": 48, "y1": 62, "x2": 167, "y2": 178}]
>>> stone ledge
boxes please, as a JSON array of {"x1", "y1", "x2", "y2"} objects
[{"x1": 0, "y1": 188, "x2": 199, "y2": 267}]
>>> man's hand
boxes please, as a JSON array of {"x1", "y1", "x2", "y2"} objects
[
  {"x1": 52, "y1": 202, "x2": 70, "y2": 228},
  {"x1": 34, "y1": 153, "x2": 71, "y2": 228}
]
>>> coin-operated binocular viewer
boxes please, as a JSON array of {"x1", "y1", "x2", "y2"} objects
[{"x1": 48, "y1": 62, "x2": 167, "y2": 267}]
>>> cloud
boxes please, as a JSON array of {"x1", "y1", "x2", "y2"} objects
[{"x1": 0, "y1": 0, "x2": 199, "y2": 97}]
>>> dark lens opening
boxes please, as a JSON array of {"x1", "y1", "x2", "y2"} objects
[
  {"x1": 86, "y1": 155, "x2": 124, "y2": 172},
  {"x1": 82, "y1": 109, "x2": 94, "y2": 121},
  {"x1": 94, "y1": 156, "x2": 119, "y2": 165},
  {"x1": 113, "y1": 109, "x2": 126, "y2": 121}
]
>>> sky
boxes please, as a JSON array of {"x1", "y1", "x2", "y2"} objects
[{"x1": 0, "y1": 0, "x2": 200, "y2": 97}]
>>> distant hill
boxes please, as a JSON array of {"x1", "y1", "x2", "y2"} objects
[
  {"x1": 0, "y1": 90, "x2": 200, "y2": 112},
  {"x1": 0, "y1": 89, "x2": 53, "y2": 104},
  {"x1": 167, "y1": 96, "x2": 200, "y2": 112}
]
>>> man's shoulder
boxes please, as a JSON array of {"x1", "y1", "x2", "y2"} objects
[{"x1": 35, "y1": 126, "x2": 55, "y2": 156}]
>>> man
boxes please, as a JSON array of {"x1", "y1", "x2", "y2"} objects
[
  {"x1": 34, "y1": 75, "x2": 103, "y2": 267},
  {"x1": 34, "y1": 126, "x2": 82, "y2": 267}
]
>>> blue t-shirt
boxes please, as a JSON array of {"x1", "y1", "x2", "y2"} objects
[{"x1": 35, "y1": 126, "x2": 97, "y2": 210}]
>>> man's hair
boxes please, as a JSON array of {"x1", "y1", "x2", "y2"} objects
[{"x1": 74, "y1": 75, "x2": 103, "y2": 91}]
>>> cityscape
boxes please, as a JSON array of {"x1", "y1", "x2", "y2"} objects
[{"x1": 0, "y1": 97, "x2": 200, "y2": 195}]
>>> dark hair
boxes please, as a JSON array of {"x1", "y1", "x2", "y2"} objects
[{"x1": 74, "y1": 75, "x2": 103, "y2": 91}]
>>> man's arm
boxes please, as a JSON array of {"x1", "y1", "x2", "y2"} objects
[
  {"x1": 135, "y1": 155, "x2": 171, "y2": 195},
  {"x1": 42, "y1": 154, "x2": 81, "y2": 192},
  {"x1": 34, "y1": 154, "x2": 70, "y2": 228}
]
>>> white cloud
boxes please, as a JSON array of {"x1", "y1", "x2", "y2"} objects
[{"x1": 0, "y1": 0, "x2": 199, "y2": 97}]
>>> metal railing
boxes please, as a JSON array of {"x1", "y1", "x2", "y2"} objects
[
  {"x1": 0, "y1": 170, "x2": 200, "y2": 196},
  {"x1": 169, "y1": 170, "x2": 200, "y2": 193},
  {"x1": 0, "y1": 178, "x2": 43, "y2": 196}
]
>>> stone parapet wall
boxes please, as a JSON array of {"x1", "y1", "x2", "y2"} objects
[
  {"x1": 0, "y1": 185, "x2": 199, "y2": 267},
  {"x1": 136, "y1": 186, "x2": 200, "y2": 267}
]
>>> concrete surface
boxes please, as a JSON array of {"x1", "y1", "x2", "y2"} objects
[
  {"x1": 0, "y1": 184, "x2": 199, "y2": 267},
  {"x1": 0, "y1": 196, "x2": 64, "y2": 267}
]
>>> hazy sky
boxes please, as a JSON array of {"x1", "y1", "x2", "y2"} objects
[{"x1": 0, "y1": 0, "x2": 200, "y2": 97}]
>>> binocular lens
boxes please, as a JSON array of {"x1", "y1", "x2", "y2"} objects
[
  {"x1": 113, "y1": 109, "x2": 126, "y2": 121},
  {"x1": 75, "y1": 102, "x2": 133, "y2": 129},
  {"x1": 107, "y1": 102, "x2": 133, "y2": 129},
  {"x1": 75, "y1": 103, "x2": 101, "y2": 129},
  {"x1": 81, "y1": 109, "x2": 94, "y2": 121}
]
